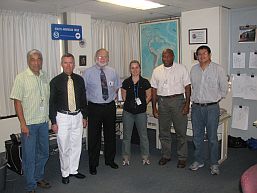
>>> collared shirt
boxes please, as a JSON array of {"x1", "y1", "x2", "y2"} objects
[
  {"x1": 190, "y1": 62, "x2": 228, "y2": 103},
  {"x1": 122, "y1": 76, "x2": 151, "y2": 114},
  {"x1": 10, "y1": 68, "x2": 49, "y2": 125},
  {"x1": 150, "y1": 63, "x2": 191, "y2": 96},
  {"x1": 83, "y1": 65, "x2": 121, "y2": 104},
  {"x1": 49, "y1": 72, "x2": 87, "y2": 124}
]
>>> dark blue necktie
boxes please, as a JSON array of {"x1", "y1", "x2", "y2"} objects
[{"x1": 100, "y1": 69, "x2": 108, "y2": 100}]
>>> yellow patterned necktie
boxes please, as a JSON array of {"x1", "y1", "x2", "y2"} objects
[{"x1": 67, "y1": 76, "x2": 76, "y2": 112}]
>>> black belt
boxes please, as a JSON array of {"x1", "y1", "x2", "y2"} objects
[
  {"x1": 159, "y1": 94, "x2": 183, "y2": 98},
  {"x1": 88, "y1": 101, "x2": 114, "y2": 106},
  {"x1": 193, "y1": 102, "x2": 218, "y2": 106},
  {"x1": 59, "y1": 110, "x2": 81, "y2": 115}
]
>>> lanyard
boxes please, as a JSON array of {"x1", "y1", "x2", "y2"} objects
[
  {"x1": 35, "y1": 76, "x2": 44, "y2": 103},
  {"x1": 133, "y1": 81, "x2": 139, "y2": 98}
]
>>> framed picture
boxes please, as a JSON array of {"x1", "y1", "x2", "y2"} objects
[
  {"x1": 79, "y1": 55, "x2": 87, "y2": 66},
  {"x1": 189, "y1": 28, "x2": 208, "y2": 44},
  {"x1": 140, "y1": 18, "x2": 180, "y2": 79},
  {"x1": 191, "y1": 50, "x2": 198, "y2": 64},
  {"x1": 238, "y1": 25, "x2": 256, "y2": 43}
]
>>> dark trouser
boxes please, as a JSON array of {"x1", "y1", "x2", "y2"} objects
[
  {"x1": 158, "y1": 95, "x2": 188, "y2": 160},
  {"x1": 88, "y1": 101, "x2": 116, "y2": 168}
]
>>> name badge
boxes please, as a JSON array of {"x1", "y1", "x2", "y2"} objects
[
  {"x1": 40, "y1": 106, "x2": 44, "y2": 112},
  {"x1": 135, "y1": 98, "x2": 142, "y2": 105},
  {"x1": 108, "y1": 81, "x2": 114, "y2": 86},
  {"x1": 163, "y1": 80, "x2": 168, "y2": 88}
]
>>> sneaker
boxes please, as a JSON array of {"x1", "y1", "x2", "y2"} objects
[
  {"x1": 210, "y1": 165, "x2": 220, "y2": 175},
  {"x1": 142, "y1": 159, "x2": 150, "y2": 165},
  {"x1": 189, "y1": 161, "x2": 204, "y2": 171},
  {"x1": 122, "y1": 159, "x2": 130, "y2": 166}
]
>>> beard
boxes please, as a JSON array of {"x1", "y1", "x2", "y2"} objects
[{"x1": 96, "y1": 61, "x2": 108, "y2": 67}]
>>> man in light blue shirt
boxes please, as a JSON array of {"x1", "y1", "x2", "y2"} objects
[
  {"x1": 83, "y1": 48, "x2": 121, "y2": 175},
  {"x1": 189, "y1": 45, "x2": 228, "y2": 175}
]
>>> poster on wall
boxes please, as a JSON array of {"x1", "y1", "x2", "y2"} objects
[
  {"x1": 140, "y1": 19, "x2": 180, "y2": 79},
  {"x1": 238, "y1": 25, "x2": 256, "y2": 43}
]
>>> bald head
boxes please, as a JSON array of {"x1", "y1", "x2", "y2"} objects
[{"x1": 162, "y1": 48, "x2": 175, "y2": 67}]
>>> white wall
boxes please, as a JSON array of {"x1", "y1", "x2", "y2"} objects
[
  {"x1": 0, "y1": 117, "x2": 20, "y2": 152},
  {"x1": 181, "y1": 7, "x2": 232, "y2": 114},
  {"x1": 181, "y1": 7, "x2": 228, "y2": 70},
  {"x1": 66, "y1": 12, "x2": 93, "y2": 76}
]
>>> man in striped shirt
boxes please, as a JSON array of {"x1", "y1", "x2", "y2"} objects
[
  {"x1": 189, "y1": 45, "x2": 228, "y2": 175},
  {"x1": 10, "y1": 49, "x2": 51, "y2": 193}
]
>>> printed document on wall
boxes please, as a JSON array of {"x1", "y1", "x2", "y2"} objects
[
  {"x1": 232, "y1": 74, "x2": 257, "y2": 100},
  {"x1": 231, "y1": 74, "x2": 246, "y2": 98},
  {"x1": 249, "y1": 52, "x2": 257, "y2": 68},
  {"x1": 231, "y1": 105, "x2": 249, "y2": 130},
  {"x1": 244, "y1": 75, "x2": 257, "y2": 100},
  {"x1": 233, "y1": 52, "x2": 245, "y2": 68}
]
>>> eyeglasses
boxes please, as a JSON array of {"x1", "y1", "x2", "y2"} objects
[{"x1": 97, "y1": 56, "x2": 108, "y2": 59}]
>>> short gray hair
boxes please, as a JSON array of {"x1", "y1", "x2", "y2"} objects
[{"x1": 27, "y1": 49, "x2": 42, "y2": 64}]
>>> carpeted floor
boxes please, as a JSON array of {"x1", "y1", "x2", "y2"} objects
[{"x1": 3, "y1": 130, "x2": 257, "y2": 193}]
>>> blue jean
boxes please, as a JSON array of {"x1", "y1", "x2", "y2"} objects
[
  {"x1": 21, "y1": 122, "x2": 49, "y2": 191},
  {"x1": 191, "y1": 103, "x2": 220, "y2": 165},
  {"x1": 122, "y1": 110, "x2": 149, "y2": 159}
]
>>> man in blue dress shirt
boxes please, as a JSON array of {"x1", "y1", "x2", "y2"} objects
[{"x1": 83, "y1": 48, "x2": 121, "y2": 175}]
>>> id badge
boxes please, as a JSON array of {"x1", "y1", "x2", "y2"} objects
[
  {"x1": 108, "y1": 81, "x2": 114, "y2": 86},
  {"x1": 40, "y1": 106, "x2": 44, "y2": 112},
  {"x1": 135, "y1": 98, "x2": 142, "y2": 105},
  {"x1": 163, "y1": 80, "x2": 168, "y2": 88}
]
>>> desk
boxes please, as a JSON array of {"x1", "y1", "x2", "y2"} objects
[{"x1": 147, "y1": 109, "x2": 231, "y2": 164}]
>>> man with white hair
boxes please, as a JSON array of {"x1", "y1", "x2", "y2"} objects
[
  {"x1": 10, "y1": 49, "x2": 51, "y2": 193},
  {"x1": 83, "y1": 48, "x2": 121, "y2": 175}
]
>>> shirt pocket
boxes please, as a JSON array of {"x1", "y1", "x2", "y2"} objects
[{"x1": 206, "y1": 76, "x2": 218, "y2": 89}]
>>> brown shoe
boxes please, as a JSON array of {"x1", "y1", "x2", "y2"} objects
[
  {"x1": 177, "y1": 160, "x2": 186, "y2": 168},
  {"x1": 158, "y1": 157, "x2": 171, "y2": 165},
  {"x1": 37, "y1": 179, "x2": 51, "y2": 189}
]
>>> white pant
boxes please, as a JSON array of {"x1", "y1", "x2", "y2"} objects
[{"x1": 56, "y1": 112, "x2": 83, "y2": 177}]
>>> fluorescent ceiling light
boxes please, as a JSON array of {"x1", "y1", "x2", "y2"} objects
[{"x1": 98, "y1": 0, "x2": 165, "y2": 10}]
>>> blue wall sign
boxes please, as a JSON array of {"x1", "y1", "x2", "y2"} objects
[{"x1": 51, "y1": 24, "x2": 82, "y2": 40}]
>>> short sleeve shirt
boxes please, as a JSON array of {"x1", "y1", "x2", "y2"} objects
[
  {"x1": 150, "y1": 63, "x2": 191, "y2": 96},
  {"x1": 122, "y1": 76, "x2": 151, "y2": 114},
  {"x1": 10, "y1": 68, "x2": 50, "y2": 125}
]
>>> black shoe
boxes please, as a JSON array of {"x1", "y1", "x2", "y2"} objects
[
  {"x1": 62, "y1": 176, "x2": 69, "y2": 184},
  {"x1": 89, "y1": 167, "x2": 97, "y2": 175},
  {"x1": 177, "y1": 160, "x2": 186, "y2": 168},
  {"x1": 105, "y1": 162, "x2": 119, "y2": 169},
  {"x1": 37, "y1": 179, "x2": 51, "y2": 189},
  {"x1": 70, "y1": 172, "x2": 86, "y2": 179},
  {"x1": 158, "y1": 157, "x2": 171, "y2": 165}
]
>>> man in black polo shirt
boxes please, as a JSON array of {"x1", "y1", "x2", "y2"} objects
[{"x1": 49, "y1": 53, "x2": 87, "y2": 184}]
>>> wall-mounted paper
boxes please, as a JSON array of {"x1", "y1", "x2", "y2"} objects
[
  {"x1": 249, "y1": 52, "x2": 257, "y2": 68},
  {"x1": 233, "y1": 52, "x2": 245, "y2": 68},
  {"x1": 232, "y1": 74, "x2": 247, "y2": 98},
  {"x1": 232, "y1": 105, "x2": 249, "y2": 130},
  {"x1": 232, "y1": 74, "x2": 257, "y2": 100}
]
